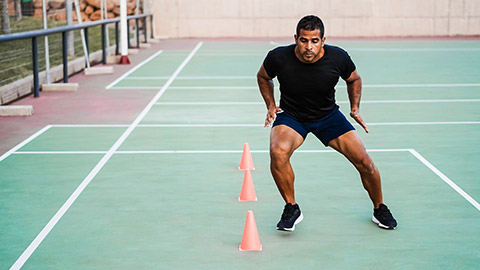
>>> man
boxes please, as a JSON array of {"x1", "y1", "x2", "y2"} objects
[{"x1": 257, "y1": 15, "x2": 397, "y2": 231}]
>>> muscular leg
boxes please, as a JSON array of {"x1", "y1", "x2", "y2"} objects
[
  {"x1": 328, "y1": 130, "x2": 383, "y2": 208},
  {"x1": 270, "y1": 125, "x2": 304, "y2": 204}
]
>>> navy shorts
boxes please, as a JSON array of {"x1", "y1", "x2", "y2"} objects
[{"x1": 272, "y1": 107, "x2": 355, "y2": 146}]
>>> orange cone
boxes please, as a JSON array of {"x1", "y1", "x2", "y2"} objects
[
  {"x1": 239, "y1": 170, "x2": 257, "y2": 201},
  {"x1": 239, "y1": 211, "x2": 262, "y2": 251},
  {"x1": 238, "y1": 143, "x2": 255, "y2": 170}
]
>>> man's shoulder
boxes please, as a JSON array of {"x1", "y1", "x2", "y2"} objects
[
  {"x1": 324, "y1": 44, "x2": 349, "y2": 56},
  {"x1": 268, "y1": 44, "x2": 295, "y2": 57}
]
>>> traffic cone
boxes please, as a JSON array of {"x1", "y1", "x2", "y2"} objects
[
  {"x1": 239, "y1": 170, "x2": 257, "y2": 201},
  {"x1": 239, "y1": 211, "x2": 262, "y2": 251},
  {"x1": 238, "y1": 143, "x2": 255, "y2": 170}
]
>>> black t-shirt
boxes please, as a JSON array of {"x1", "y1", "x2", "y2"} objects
[{"x1": 263, "y1": 44, "x2": 356, "y2": 121}]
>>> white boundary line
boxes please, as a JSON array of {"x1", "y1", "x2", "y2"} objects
[
  {"x1": 13, "y1": 151, "x2": 108, "y2": 155},
  {"x1": 9, "y1": 42, "x2": 203, "y2": 270},
  {"x1": 409, "y1": 149, "x2": 480, "y2": 211},
  {"x1": 163, "y1": 83, "x2": 480, "y2": 90},
  {"x1": 115, "y1": 148, "x2": 409, "y2": 154},
  {"x1": 269, "y1": 42, "x2": 480, "y2": 52},
  {"x1": 155, "y1": 102, "x2": 264, "y2": 105},
  {"x1": 12, "y1": 148, "x2": 414, "y2": 155},
  {"x1": 154, "y1": 99, "x2": 480, "y2": 105},
  {"x1": 137, "y1": 124, "x2": 263, "y2": 127},
  {"x1": 0, "y1": 125, "x2": 52, "y2": 162},
  {"x1": 342, "y1": 99, "x2": 480, "y2": 104},
  {"x1": 364, "y1": 121, "x2": 480, "y2": 126},
  {"x1": 109, "y1": 86, "x2": 163, "y2": 90},
  {"x1": 168, "y1": 86, "x2": 258, "y2": 89},
  {"x1": 50, "y1": 124, "x2": 130, "y2": 128},
  {"x1": 124, "y1": 76, "x2": 255, "y2": 80},
  {"x1": 341, "y1": 83, "x2": 480, "y2": 88},
  {"x1": 28, "y1": 122, "x2": 480, "y2": 129},
  {"x1": 9, "y1": 148, "x2": 479, "y2": 212},
  {"x1": 105, "y1": 50, "x2": 164, "y2": 89},
  {"x1": 348, "y1": 48, "x2": 480, "y2": 52}
]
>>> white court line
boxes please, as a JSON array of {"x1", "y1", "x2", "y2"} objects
[
  {"x1": 168, "y1": 86, "x2": 258, "y2": 90},
  {"x1": 31, "y1": 122, "x2": 480, "y2": 129},
  {"x1": 105, "y1": 50, "x2": 164, "y2": 89},
  {"x1": 269, "y1": 41, "x2": 480, "y2": 51},
  {"x1": 108, "y1": 86, "x2": 163, "y2": 90},
  {"x1": 0, "y1": 125, "x2": 52, "y2": 162},
  {"x1": 136, "y1": 122, "x2": 480, "y2": 128},
  {"x1": 338, "y1": 83, "x2": 480, "y2": 88},
  {"x1": 10, "y1": 148, "x2": 479, "y2": 212},
  {"x1": 137, "y1": 124, "x2": 263, "y2": 127},
  {"x1": 13, "y1": 151, "x2": 108, "y2": 155},
  {"x1": 196, "y1": 52, "x2": 264, "y2": 56},
  {"x1": 165, "y1": 83, "x2": 480, "y2": 90},
  {"x1": 9, "y1": 42, "x2": 203, "y2": 270},
  {"x1": 124, "y1": 76, "x2": 255, "y2": 80},
  {"x1": 113, "y1": 149, "x2": 412, "y2": 154},
  {"x1": 409, "y1": 149, "x2": 480, "y2": 211},
  {"x1": 12, "y1": 148, "x2": 413, "y2": 155},
  {"x1": 349, "y1": 48, "x2": 480, "y2": 52},
  {"x1": 113, "y1": 84, "x2": 480, "y2": 90},
  {"x1": 363, "y1": 121, "x2": 480, "y2": 126},
  {"x1": 155, "y1": 102, "x2": 264, "y2": 105},
  {"x1": 50, "y1": 124, "x2": 130, "y2": 128},
  {"x1": 341, "y1": 99, "x2": 480, "y2": 104},
  {"x1": 154, "y1": 99, "x2": 480, "y2": 105}
]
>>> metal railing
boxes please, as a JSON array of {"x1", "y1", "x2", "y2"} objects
[{"x1": 0, "y1": 14, "x2": 154, "y2": 98}]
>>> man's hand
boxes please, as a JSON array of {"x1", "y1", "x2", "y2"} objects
[
  {"x1": 350, "y1": 110, "x2": 369, "y2": 133},
  {"x1": 265, "y1": 106, "x2": 283, "y2": 127}
]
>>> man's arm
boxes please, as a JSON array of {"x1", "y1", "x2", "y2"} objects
[
  {"x1": 257, "y1": 64, "x2": 282, "y2": 127},
  {"x1": 345, "y1": 70, "x2": 369, "y2": 133}
]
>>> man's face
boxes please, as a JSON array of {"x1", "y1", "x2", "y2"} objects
[{"x1": 294, "y1": 29, "x2": 325, "y2": 63}]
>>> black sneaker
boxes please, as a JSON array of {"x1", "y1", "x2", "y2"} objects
[
  {"x1": 276, "y1": 203, "x2": 303, "y2": 231},
  {"x1": 372, "y1": 203, "x2": 397, "y2": 230}
]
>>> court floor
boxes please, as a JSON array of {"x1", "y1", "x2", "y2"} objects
[{"x1": 1, "y1": 38, "x2": 480, "y2": 269}]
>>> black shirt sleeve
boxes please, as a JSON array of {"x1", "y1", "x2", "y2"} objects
[
  {"x1": 339, "y1": 50, "x2": 356, "y2": 80},
  {"x1": 263, "y1": 48, "x2": 283, "y2": 79}
]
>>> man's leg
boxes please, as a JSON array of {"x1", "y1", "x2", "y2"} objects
[
  {"x1": 270, "y1": 124, "x2": 304, "y2": 204},
  {"x1": 270, "y1": 124, "x2": 305, "y2": 231},
  {"x1": 328, "y1": 130, "x2": 397, "y2": 229},
  {"x1": 328, "y1": 130, "x2": 382, "y2": 208}
]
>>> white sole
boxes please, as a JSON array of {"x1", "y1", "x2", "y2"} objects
[
  {"x1": 372, "y1": 216, "x2": 396, "y2": 230},
  {"x1": 277, "y1": 212, "x2": 304, "y2": 232}
]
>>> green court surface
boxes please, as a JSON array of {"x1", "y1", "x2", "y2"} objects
[{"x1": 1, "y1": 39, "x2": 480, "y2": 269}]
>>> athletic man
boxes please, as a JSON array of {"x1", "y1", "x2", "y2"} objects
[{"x1": 257, "y1": 15, "x2": 397, "y2": 231}]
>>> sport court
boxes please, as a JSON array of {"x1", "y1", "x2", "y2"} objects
[{"x1": 1, "y1": 38, "x2": 480, "y2": 269}]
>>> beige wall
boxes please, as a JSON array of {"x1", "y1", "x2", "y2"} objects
[{"x1": 150, "y1": 0, "x2": 480, "y2": 38}]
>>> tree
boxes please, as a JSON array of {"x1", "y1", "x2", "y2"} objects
[{"x1": 1, "y1": 0, "x2": 10, "y2": 34}]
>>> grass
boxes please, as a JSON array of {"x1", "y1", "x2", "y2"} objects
[{"x1": 0, "y1": 16, "x2": 119, "y2": 86}]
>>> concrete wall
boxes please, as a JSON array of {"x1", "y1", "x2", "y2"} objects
[{"x1": 151, "y1": 0, "x2": 480, "y2": 38}]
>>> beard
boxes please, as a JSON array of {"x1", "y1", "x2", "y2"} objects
[{"x1": 302, "y1": 50, "x2": 318, "y2": 63}]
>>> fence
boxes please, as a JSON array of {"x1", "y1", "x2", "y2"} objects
[{"x1": 0, "y1": 13, "x2": 153, "y2": 100}]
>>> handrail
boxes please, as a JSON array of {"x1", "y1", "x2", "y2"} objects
[
  {"x1": 0, "y1": 14, "x2": 150, "y2": 42},
  {"x1": 0, "y1": 13, "x2": 154, "y2": 98}
]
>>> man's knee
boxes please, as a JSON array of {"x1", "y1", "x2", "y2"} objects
[
  {"x1": 356, "y1": 157, "x2": 377, "y2": 176},
  {"x1": 270, "y1": 141, "x2": 293, "y2": 161}
]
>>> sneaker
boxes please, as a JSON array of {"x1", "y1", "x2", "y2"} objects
[
  {"x1": 372, "y1": 203, "x2": 397, "y2": 230},
  {"x1": 276, "y1": 203, "x2": 304, "y2": 231}
]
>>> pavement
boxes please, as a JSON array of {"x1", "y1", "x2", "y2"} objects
[{"x1": 0, "y1": 39, "x2": 197, "y2": 156}]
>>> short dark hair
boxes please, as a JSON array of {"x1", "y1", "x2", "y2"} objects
[{"x1": 296, "y1": 15, "x2": 325, "y2": 38}]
